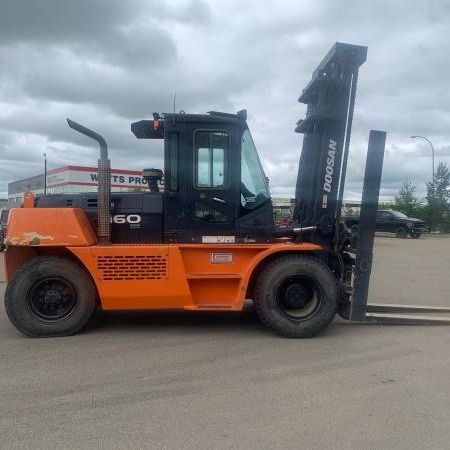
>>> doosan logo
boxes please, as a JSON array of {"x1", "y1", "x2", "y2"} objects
[{"x1": 323, "y1": 139, "x2": 336, "y2": 193}]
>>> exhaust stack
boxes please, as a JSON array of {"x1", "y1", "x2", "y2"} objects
[{"x1": 66, "y1": 119, "x2": 111, "y2": 244}]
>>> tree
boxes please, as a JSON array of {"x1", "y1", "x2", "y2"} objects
[
  {"x1": 394, "y1": 181, "x2": 421, "y2": 217},
  {"x1": 378, "y1": 201, "x2": 394, "y2": 210},
  {"x1": 425, "y1": 162, "x2": 450, "y2": 232}
]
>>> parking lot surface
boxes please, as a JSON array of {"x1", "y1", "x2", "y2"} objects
[{"x1": 1, "y1": 235, "x2": 450, "y2": 449}]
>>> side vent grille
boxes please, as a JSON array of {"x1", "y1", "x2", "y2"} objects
[{"x1": 97, "y1": 255, "x2": 168, "y2": 281}]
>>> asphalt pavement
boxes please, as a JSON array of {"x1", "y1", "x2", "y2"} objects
[{"x1": 1, "y1": 236, "x2": 450, "y2": 449}]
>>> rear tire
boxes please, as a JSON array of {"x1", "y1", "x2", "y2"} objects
[
  {"x1": 395, "y1": 227, "x2": 407, "y2": 238},
  {"x1": 5, "y1": 256, "x2": 96, "y2": 337},
  {"x1": 254, "y1": 255, "x2": 338, "y2": 338}
]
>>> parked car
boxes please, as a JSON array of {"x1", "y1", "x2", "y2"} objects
[
  {"x1": 0, "y1": 209, "x2": 9, "y2": 252},
  {"x1": 345, "y1": 209, "x2": 426, "y2": 239}
]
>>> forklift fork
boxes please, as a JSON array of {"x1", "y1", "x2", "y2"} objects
[
  {"x1": 365, "y1": 304, "x2": 450, "y2": 324},
  {"x1": 345, "y1": 130, "x2": 450, "y2": 325}
]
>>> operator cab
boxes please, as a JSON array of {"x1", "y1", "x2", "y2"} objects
[{"x1": 132, "y1": 110, "x2": 275, "y2": 244}]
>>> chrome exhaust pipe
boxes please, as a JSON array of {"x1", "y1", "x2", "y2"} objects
[{"x1": 67, "y1": 119, "x2": 111, "y2": 244}]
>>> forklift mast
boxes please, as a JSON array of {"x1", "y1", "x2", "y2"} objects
[{"x1": 294, "y1": 43, "x2": 367, "y2": 248}]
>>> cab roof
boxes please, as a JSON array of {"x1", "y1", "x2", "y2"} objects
[{"x1": 131, "y1": 110, "x2": 247, "y2": 139}]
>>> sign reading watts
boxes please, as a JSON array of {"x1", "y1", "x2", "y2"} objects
[{"x1": 89, "y1": 173, "x2": 164, "y2": 187}]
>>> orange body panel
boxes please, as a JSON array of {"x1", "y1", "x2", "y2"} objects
[
  {"x1": 69, "y1": 245, "x2": 193, "y2": 310},
  {"x1": 4, "y1": 246, "x2": 39, "y2": 284},
  {"x1": 68, "y1": 242, "x2": 322, "y2": 311},
  {"x1": 5, "y1": 208, "x2": 97, "y2": 247},
  {"x1": 4, "y1": 206, "x2": 322, "y2": 312},
  {"x1": 4, "y1": 208, "x2": 97, "y2": 283}
]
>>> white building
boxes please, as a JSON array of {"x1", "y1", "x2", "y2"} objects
[{"x1": 8, "y1": 165, "x2": 164, "y2": 207}]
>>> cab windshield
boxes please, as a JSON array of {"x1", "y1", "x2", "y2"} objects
[{"x1": 241, "y1": 129, "x2": 270, "y2": 210}]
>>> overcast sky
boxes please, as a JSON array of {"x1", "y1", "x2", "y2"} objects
[{"x1": 1, "y1": 0, "x2": 449, "y2": 202}]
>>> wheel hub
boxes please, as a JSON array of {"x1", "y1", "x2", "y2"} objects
[
  {"x1": 284, "y1": 284, "x2": 309, "y2": 308},
  {"x1": 28, "y1": 277, "x2": 77, "y2": 321},
  {"x1": 276, "y1": 275, "x2": 321, "y2": 321},
  {"x1": 44, "y1": 290, "x2": 62, "y2": 305}
]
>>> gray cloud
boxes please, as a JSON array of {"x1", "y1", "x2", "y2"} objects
[
  {"x1": 0, "y1": 0, "x2": 211, "y2": 44},
  {"x1": 1, "y1": 0, "x2": 449, "y2": 204},
  {"x1": 0, "y1": 0, "x2": 136, "y2": 44}
]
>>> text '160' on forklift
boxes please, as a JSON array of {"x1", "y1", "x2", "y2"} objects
[{"x1": 4, "y1": 43, "x2": 450, "y2": 338}]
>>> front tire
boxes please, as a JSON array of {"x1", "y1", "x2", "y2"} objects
[
  {"x1": 395, "y1": 227, "x2": 407, "y2": 238},
  {"x1": 254, "y1": 255, "x2": 338, "y2": 338},
  {"x1": 5, "y1": 257, "x2": 96, "y2": 337}
]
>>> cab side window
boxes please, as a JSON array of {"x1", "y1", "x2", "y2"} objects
[{"x1": 195, "y1": 131, "x2": 229, "y2": 188}]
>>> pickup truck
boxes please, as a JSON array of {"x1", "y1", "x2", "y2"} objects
[{"x1": 345, "y1": 209, "x2": 427, "y2": 238}]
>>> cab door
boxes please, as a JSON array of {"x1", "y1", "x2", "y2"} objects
[{"x1": 184, "y1": 124, "x2": 239, "y2": 243}]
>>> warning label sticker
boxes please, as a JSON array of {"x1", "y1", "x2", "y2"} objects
[{"x1": 210, "y1": 252, "x2": 233, "y2": 264}]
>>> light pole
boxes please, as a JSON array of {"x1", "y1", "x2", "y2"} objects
[
  {"x1": 43, "y1": 153, "x2": 47, "y2": 194},
  {"x1": 411, "y1": 135, "x2": 435, "y2": 192}
]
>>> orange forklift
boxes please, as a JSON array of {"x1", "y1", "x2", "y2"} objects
[{"x1": 4, "y1": 43, "x2": 449, "y2": 338}]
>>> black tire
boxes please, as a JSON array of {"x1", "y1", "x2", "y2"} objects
[
  {"x1": 350, "y1": 224, "x2": 359, "y2": 236},
  {"x1": 254, "y1": 255, "x2": 338, "y2": 338},
  {"x1": 395, "y1": 227, "x2": 407, "y2": 238},
  {"x1": 410, "y1": 232, "x2": 421, "y2": 239},
  {"x1": 5, "y1": 256, "x2": 96, "y2": 337}
]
